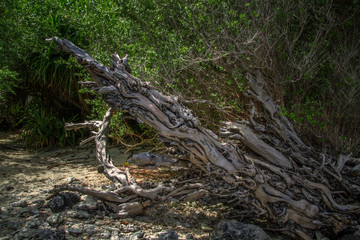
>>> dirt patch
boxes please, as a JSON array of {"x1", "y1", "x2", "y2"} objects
[
  {"x1": 0, "y1": 131, "x2": 128, "y2": 207},
  {"x1": 0, "y1": 131, "x2": 230, "y2": 239}
]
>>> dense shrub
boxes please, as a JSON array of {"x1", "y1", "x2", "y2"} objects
[{"x1": 0, "y1": 0, "x2": 359, "y2": 154}]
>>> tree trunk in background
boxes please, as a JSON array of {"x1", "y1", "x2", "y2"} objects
[{"x1": 47, "y1": 37, "x2": 360, "y2": 239}]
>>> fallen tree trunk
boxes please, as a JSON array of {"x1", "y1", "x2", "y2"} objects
[{"x1": 46, "y1": 37, "x2": 360, "y2": 239}]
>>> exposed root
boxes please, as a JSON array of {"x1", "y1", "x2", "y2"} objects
[
  {"x1": 105, "y1": 201, "x2": 150, "y2": 219},
  {"x1": 47, "y1": 37, "x2": 360, "y2": 238},
  {"x1": 50, "y1": 184, "x2": 133, "y2": 203}
]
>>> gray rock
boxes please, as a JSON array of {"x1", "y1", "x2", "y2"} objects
[
  {"x1": 19, "y1": 207, "x2": 33, "y2": 215},
  {"x1": 186, "y1": 234, "x2": 194, "y2": 240},
  {"x1": 158, "y1": 230, "x2": 179, "y2": 240},
  {"x1": 99, "y1": 231, "x2": 111, "y2": 239},
  {"x1": 47, "y1": 213, "x2": 64, "y2": 226},
  {"x1": 128, "y1": 231, "x2": 145, "y2": 240},
  {"x1": 184, "y1": 222, "x2": 192, "y2": 228},
  {"x1": 68, "y1": 224, "x2": 84, "y2": 236},
  {"x1": 105, "y1": 226, "x2": 120, "y2": 232},
  {"x1": 15, "y1": 228, "x2": 36, "y2": 240},
  {"x1": 84, "y1": 224, "x2": 98, "y2": 236},
  {"x1": 47, "y1": 192, "x2": 80, "y2": 212},
  {"x1": 210, "y1": 220, "x2": 272, "y2": 240},
  {"x1": 67, "y1": 210, "x2": 93, "y2": 219},
  {"x1": 7, "y1": 220, "x2": 20, "y2": 230},
  {"x1": 65, "y1": 177, "x2": 77, "y2": 184},
  {"x1": 25, "y1": 220, "x2": 41, "y2": 229},
  {"x1": 11, "y1": 200, "x2": 28, "y2": 208},
  {"x1": 120, "y1": 224, "x2": 139, "y2": 233},
  {"x1": 95, "y1": 220, "x2": 106, "y2": 225},
  {"x1": 33, "y1": 228, "x2": 66, "y2": 240},
  {"x1": 74, "y1": 195, "x2": 98, "y2": 211}
]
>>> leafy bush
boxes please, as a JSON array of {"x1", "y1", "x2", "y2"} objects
[
  {"x1": 85, "y1": 94, "x2": 157, "y2": 145},
  {"x1": 0, "y1": 67, "x2": 21, "y2": 127},
  {"x1": 0, "y1": 67, "x2": 19, "y2": 101},
  {"x1": 20, "y1": 98, "x2": 84, "y2": 148},
  {"x1": 1, "y1": 0, "x2": 359, "y2": 155}
]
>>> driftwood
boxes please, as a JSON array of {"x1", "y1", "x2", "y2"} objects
[{"x1": 46, "y1": 37, "x2": 360, "y2": 239}]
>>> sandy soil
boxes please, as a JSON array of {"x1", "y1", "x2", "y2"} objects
[
  {"x1": 0, "y1": 131, "x2": 130, "y2": 207},
  {"x1": 0, "y1": 131, "x2": 235, "y2": 239}
]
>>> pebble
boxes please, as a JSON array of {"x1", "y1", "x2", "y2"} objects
[
  {"x1": 99, "y1": 231, "x2": 111, "y2": 239},
  {"x1": 186, "y1": 233, "x2": 194, "y2": 239},
  {"x1": 16, "y1": 228, "x2": 36, "y2": 239},
  {"x1": 68, "y1": 223, "x2": 84, "y2": 236},
  {"x1": 158, "y1": 230, "x2": 179, "y2": 240},
  {"x1": 3, "y1": 187, "x2": 344, "y2": 240},
  {"x1": 34, "y1": 228, "x2": 66, "y2": 240},
  {"x1": 7, "y1": 220, "x2": 19, "y2": 230},
  {"x1": 65, "y1": 177, "x2": 77, "y2": 184},
  {"x1": 106, "y1": 226, "x2": 120, "y2": 231},
  {"x1": 67, "y1": 209, "x2": 93, "y2": 219},
  {"x1": 84, "y1": 224, "x2": 98, "y2": 236},
  {"x1": 47, "y1": 213, "x2": 64, "y2": 225},
  {"x1": 95, "y1": 220, "x2": 106, "y2": 225},
  {"x1": 25, "y1": 220, "x2": 41, "y2": 229},
  {"x1": 74, "y1": 195, "x2": 98, "y2": 211},
  {"x1": 19, "y1": 207, "x2": 33, "y2": 215},
  {"x1": 11, "y1": 200, "x2": 28, "y2": 208},
  {"x1": 129, "y1": 231, "x2": 145, "y2": 240}
]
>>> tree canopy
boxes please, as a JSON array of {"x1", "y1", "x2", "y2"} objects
[{"x1": 1, "y1": 0, "x2": 359, "y2": 154}]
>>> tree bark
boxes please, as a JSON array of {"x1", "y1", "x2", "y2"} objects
[{"x1": 46, "y1": 37, "x2": 360, "y2": 239}]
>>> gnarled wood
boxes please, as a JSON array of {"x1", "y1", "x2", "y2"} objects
[{"x1": 47, "y1": 37, "x2": 360, "y2": 239}]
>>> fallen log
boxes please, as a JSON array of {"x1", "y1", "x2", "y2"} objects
[{"x1": 46, "y1": 37, "x2": 360, "y2": 239}]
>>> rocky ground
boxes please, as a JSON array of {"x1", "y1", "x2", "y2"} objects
[
  {"x1": 1, "y1": 131, "x2": 359, "y2": 240},
  {"x1": 0, "y1": 131, "x2": 273, "y2": 239}
]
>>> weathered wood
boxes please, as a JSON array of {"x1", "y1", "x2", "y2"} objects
[
  {"x1": 220, "y1": 121, "x2": 292, "y2": 169},
  {"x1": 47, "y1": 37, "x2": 246, "y2": 175},
  {"x1": 48, "y1": 37, "x2": 360, "y2": 238}
]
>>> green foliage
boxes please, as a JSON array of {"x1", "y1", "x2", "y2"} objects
[
  {"x1": 0, "y1": 0, "x2": 359, "y2": 154},
  {"x1": 20, "y1": 98, "x2": 84, "y2": 148},
  {"x1": 0, "y1": 67, "x2": 19, "y2": 101},
  {"x1": 85, "y1": 94, "x2": 156, "y2": 144},
  {"x1": 279, "y1": 99, "x2": 326, "y2": 129}
]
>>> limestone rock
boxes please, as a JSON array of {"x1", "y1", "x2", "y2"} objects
[
  {"x1": 158, "y1": 230, "x2": 179, "y2": 240},
  {"x1": 47, "y1": 192, "x2": 80, "y2": 212},
  {"x1": 68, "y1": 223, "x2": 84, "y2": 236},
  {"x1": 25, "y1": 220, "x2": 41, "y2": 229},
  {"x1": 11, "y1": 200, "x2": 28, "y2": 208},
  {"x1": 67, "y1": 209, "x2": 93, "y2": 219},
  {"x1": 74, "y1": 195, "x2": 98, "y2": 211},
  {"x1": 210, "y1": 220, "x2": 272, "y2": 240},
  {"x1": 33, "y1": 228, "x2": 66, "y2": 240},
  {"x1": 7, "y1": 220, "x2": 19, "y2": 230},
  {"x1": 47, "y1": 213, "x2": 64, "y2": 226},
  {"x1": 15, "y1": 228, "x2": 36, "y2": 239},
  {"x1": 83, "y1": 224, "x2": 98, "y2": 236},
  {"x1": 99, "y1": 231, "x2": 111, "y2": 239}
]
